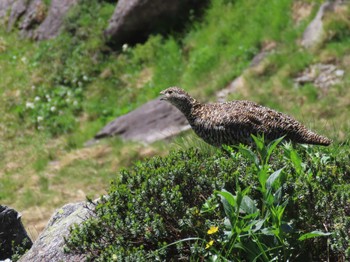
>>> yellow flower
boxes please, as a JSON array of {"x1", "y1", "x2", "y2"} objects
[
  {"x1": 206, "y1": 240, "x2": 214, "y2": 249},
  {"x1": 207, "y1": 226, "x2": 219, "y2": 235}
]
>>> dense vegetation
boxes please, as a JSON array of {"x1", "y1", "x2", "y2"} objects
[
  {"x1": 0, "y1": 0, "x2": 349, "y2": 260},
  {"x1": 65, "y1": 137, "x2": 350, "y2": 261}
]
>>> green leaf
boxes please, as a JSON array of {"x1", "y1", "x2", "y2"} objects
[
  {"x1": 273, "y1": 187, "x2": 282, "y2": 204},
  {"x1": 298, "y1": 231, "x2": 332, "y2": 241},
  {"x1": 251, "y1": 134, "x2": 265, "y2": 152},
  {"x1": 257, "y1": 165, "x2": 269, "y2": 191},
  {"x1": 252, "y1": 219, "x2": 265, "y2": 232},
  {"x1": 266, "y1": 168, "x2": 284, "y2": 190},
  {"x1": 240, "y1": 195, "x2": 258, "y2": 214},
  {"x1": 290, "y1": 149, "x2": 302, "y2": 174},
  {"x1": 216, "y1": 189, "x2": 235, "y2": 206},
  {"x1": 266, "y1": 136, "x2": 285, "y2": 164},
  {"x1": 216, "y1": 190, "x2": 237, "y2": 218},
  {"x1": 265, "y1": 192, "x2": 275, "y2": 206},
  {"x1": 236, "y1": 145, "x2": 259, "y2": 167},
  {"x1": 261, "y1": 227, "x2": 275, "y2": 236}
]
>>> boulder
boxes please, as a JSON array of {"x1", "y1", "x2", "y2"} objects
[
  {"x1": 294, "y1": 63, "x2": 344, "y2": 91},
  {"x1": 104, "y1": 0, "x2": 207, "y2": 46},
  {"x1": 301, "y1": 0, "x2": 344, "y2": 49},
  {"x1": 0, "y1": 0, "x2": 16, "y2": 20},
  {"x1": 34, "y1": 0, "x2": 78, "y2": 40},
  {"x1": 1, "y1": 0, "x2": 78, "y2": 40},
  {"x1": 0, "y1": 205, "x2": 32, "y2": 260},
  {"x1": 6, "y1": 0, "x2": 26, "y2": 31},
  {"x1": 18, "y1": 202, "x2": 91, "y2": 262},
  {"x1": 90, "y1": 98, "x2": 190, "y2": 145},
  {"x1": 18, "y1": 0, "x2": 46, "y2": 38}
]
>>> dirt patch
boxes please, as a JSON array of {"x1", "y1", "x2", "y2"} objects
[{"x1": 292, "y1": 1, "x2": 314, "y2": 24}]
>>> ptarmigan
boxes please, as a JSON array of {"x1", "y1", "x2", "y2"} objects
[{"x1": 160, "y1": 87, "x2": 331, "y2": 146}]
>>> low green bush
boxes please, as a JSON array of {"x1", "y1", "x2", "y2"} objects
[
  {"x1": 65, "y1": 137, "x2": 350, "y2": 261},
  {"x1": 64, "y1": 148, "x2": 242, "y2": 260}
]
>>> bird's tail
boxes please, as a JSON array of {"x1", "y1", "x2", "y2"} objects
[{"x1": 302, "y1": 130, "x2": 332, "y2": 146}]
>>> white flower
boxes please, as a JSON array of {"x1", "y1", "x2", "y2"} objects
[
  {"x1": 25, "y1": 102, "x2": 34, "y2": 109},
  {"x1": 66, "y1": 98, "x2": 71, "y2": 103},
  {"x1": 37, "y1": 125, "x2": 44, "y2": 130},
  {"x1": 37, "y1": 116, "x2": 43, "y2": 122},
  {"x1": 73, "y1": 101, "x2": 78, "y2": 106},
  {"x1": 83, "y1": 75, "x2": 88, "y2": 81},
  {"x1": 31, "y1": 85, "x2": 36, "y2": 90},
  {"x1": 21, "y1": 57, "x2": 27, "y2": 63},
  {"x1": 50, "y1": 106, "x2": 56, "y2": 112},
  {"x1": 12, "y1": 55, "x2": 17, "y2": 60},
  {"x1": 122, "y1": 43, "x2": 128, "y2": 52},
  {"x1": 34, "y1": 96, "x2": 40, "y2": 102}
]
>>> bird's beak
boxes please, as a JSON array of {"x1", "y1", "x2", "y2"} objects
[{"x1": 160, "y1": 91, "x2": 166, "y2": 101}]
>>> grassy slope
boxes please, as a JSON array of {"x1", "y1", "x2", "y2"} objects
[{"x1": 0, "y1": 0, "x2": 349, "y2": 239}]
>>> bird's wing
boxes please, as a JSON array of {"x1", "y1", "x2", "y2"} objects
[
  {"x1": 203, "y1": 102, "x2": 264, "y2": 127},
  {"x1": 204, "y1": 101, "x2": 300, "y2": 133}
]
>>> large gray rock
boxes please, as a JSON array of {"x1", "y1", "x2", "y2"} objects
[
  {"x1": 0, "y1": 205, "x2": 32, "y2": 260},
  {"x1": 0, "y1": 0, "x2": 16, "y2": 20},
  {"x1": 34, "y1": 0, "x2": 78, "y2": 40},
  {"x1": 1, "y1": 0, "x2": 78, "y2": 40},
  {"x1": 104, "y1": 0, "x2": 206, "y2": 46},
  {"x1": 91, "y1": 98, "x2": 190, "y2": 144},
  {"x1": 301, "y1": 1, "x2": 344, "y2": 49},
  {"x1": 6, "y1": 0, "x2": 26, "y2": 31},
  {"x1": 294, "y1": 63, "x2": 344, "y2": 91},
  {"x1": 18, "y1": 0, "x2": 46, "y2": 38},
  {"x1": 19, "y1": 202, "x2": 91, "y2": 262},
  {"x1": 301, "y1": 2, "x2": 331, "y2": 49}
]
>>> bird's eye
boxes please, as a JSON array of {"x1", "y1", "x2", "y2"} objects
[{"x1": 168, "y1": 90, "x2": 173, "y2": 94}]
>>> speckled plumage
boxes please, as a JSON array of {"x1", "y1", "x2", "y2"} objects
[{"x1": 160, "y1": 87, "x2": 332, "y2": 146}]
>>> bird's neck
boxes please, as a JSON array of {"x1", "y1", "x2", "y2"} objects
[{"x1": 175, "y1": 97, "x2": 200, "y2": 119}]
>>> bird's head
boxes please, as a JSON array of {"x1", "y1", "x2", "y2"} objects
[
  {"x1": 160, "y1": 87, "x2": 197, "y2": 115},
  {"x1": 160, "y1": 87, "x2": 191, "y2": 104}
]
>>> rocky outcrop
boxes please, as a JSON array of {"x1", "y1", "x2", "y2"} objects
[
  {"x1": 294, "y1": 63, "x2": 344, "y2": 91},
  {"x1": 6, "y1": 0, "x2": 26, "y2": 31},
  {"x1": 18, "y1": 0, "x2": 46, "y2": 38},
  {"x1": 0, "y1": 0, "x2": 78, "y2": 40},
  {"x1": 218, "y1": 1, "x2": 346, "y2": 101},
  {"x1": 104, "y1": 0, "x2": 207, "y2": 46},
  {"x1": 0, "y1": 205, "x2": 32, "y2": 260},
  {"x1": 34, "y1": 0, "x2": 78, "y2": 40},
  {"x1": 89, "y1": 98, "x2": 190, "y2": 145},
  {"x1": 0, "y1": 0, "x2": 15, "y2": 20},
  {"x1": 2, "y1": 0, "x2": 205, "y2": 44},
  {"x1": 301, "y1": 0, "x2": 345, "y2": 49},
  {"x1": 301, "y1": 1, "x2": 333, "y2": 49},
  {"x1": 18, "y1": 202, "x2": 91, "y2": 262}
]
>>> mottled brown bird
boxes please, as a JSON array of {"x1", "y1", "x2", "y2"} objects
[{"x1": 160, "y1": 87, "x2": 331, "y2": 146}]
